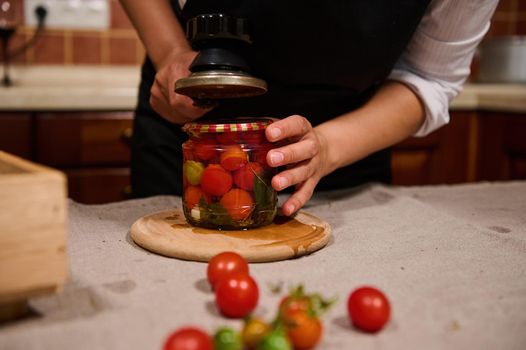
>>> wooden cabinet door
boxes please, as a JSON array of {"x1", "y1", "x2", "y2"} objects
[
  {"x1": 392, "y1": 111, "x2": 475, "y2": 185},
  {"x1": 35, "y1": 112, "x2": 133, "y2": 167},
  {"x1": 477, "y1": 112, "x2": 526, "y2": 181},
  {"x1": 66, "y1": 168, "x2": 131, "y2": 204},
  {"x1": 0, "y1": 113, "x2": 33, "y2": 159},
  {"x1": 34, "y1": 111, "x2": 134, "y2": 204}
]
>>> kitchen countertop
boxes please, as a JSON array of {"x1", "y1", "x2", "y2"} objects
[
  {"x1": 0, "y1": 66, "x2": 140, "y2": 111},
  {"x1": 1, "y1": 181, "x2": 525, "y2": 349},
  {"x1": 0, "y1": 65, "x2": 526, "y2": 112}
]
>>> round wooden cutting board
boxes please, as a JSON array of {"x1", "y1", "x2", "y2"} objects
[{"x1": 130, "y1": 208, "x2": 331, "y2": 262}]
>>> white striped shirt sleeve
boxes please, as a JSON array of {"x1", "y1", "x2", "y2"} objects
[{"x1": 388, "y1": 0, "x2": 499, "y2": 137}]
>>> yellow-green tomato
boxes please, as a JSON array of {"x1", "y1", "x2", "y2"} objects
[
  {"x1": 256, "y1": 330, "x2": 292, "y2": 350},
  {"x1": 213, "y1": 327, "x2": 242, "y2": 350},
  {"x1": 242, "y1": 318, "x2": 271, "y2": 349},
  {"x1": 184, "y1": 160, "x2": 204, "y2": 185}
]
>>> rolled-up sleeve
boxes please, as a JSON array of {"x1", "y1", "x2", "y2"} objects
[{"x1": 388, "y1": 0, "x2": 498, "y2": 137}]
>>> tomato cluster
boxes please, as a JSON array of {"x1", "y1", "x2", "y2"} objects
[
  {"x1": 163, "y1": 252, "x2": 392, "y2": 350},
  {"x1": 206, "y1": 252, "x2": 259, "y2": 319},
  {"x1": 182, "y1": 128, "x2": 277, "y2": 230}
]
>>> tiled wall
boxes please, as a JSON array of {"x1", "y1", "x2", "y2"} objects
[
  {"x1": 7, "y1": 0, "x2": 144, "y2": 65},
  {"x1": 4, "y1": 0, "x2": 526, "y2": 66}
]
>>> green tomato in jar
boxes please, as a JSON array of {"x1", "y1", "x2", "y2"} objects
[
  {"x1": 184, "y1": 160, "x2": 205, "y2": 185},
  {"x1": 213, "y1": 327, "x2": 242, "y2": 350},
  {"x1": 256, "y1": 330, "x2": 292, "y2": 350}
]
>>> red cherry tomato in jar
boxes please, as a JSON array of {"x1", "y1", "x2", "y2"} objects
[
  {"x1": 183, "y1": 144, "x2": 197, "y2": 161},
  {"x1": 220, "y1": 188, "x2": 254, "y2": 221},
  {"x1": 184, "y1": 185, "x2": 209, "y2": 209},
  {"x1": 220, "y1": 145, "x2": 248, "y2": 171},
  {"x1": 163, "y1": 327, "x2": 213, "y2": 350},
  {"x1": 347, "y1": 286, "x2": 391, "y2": 333},
  {"x1": 242, "y1": 130, "x2": 264, "y2": 145},
  {"x1": 207, "y1": 252, "x2": 249, "y2": 289},
  {"x1": 200, "y1": 164, "x2": 233, "y2": 196},
  {"x1": 252, "y1": 145, "x2": 272, "y2": 168},
  {"x1": 194, "y1": 136, "x2": 217, "y2": 161},
  {"x1": 216, "y1": 131, "x2": 238, "y2": 145},
  {"x1": 215, "y1": 273, "x2": 259, "y2": 318},
  {"x1": 284, "y1": 310, "x2": 323, "y2": 350},
  {"x1": 233, "y1": 162, "x2": 263, "y2": 191}
]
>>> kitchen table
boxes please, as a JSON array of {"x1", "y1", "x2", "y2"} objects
[{"x1": 1, "y1": 181, "x2": 525, "y2": 349}]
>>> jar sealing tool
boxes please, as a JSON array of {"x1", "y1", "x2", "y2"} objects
[{"x1": 175, "y1": 14, "x2": 267, "y2": 105}]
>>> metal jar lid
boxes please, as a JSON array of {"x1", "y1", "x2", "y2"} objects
[{"x1": 175, "y1": 70, "x2": 268, "y2": 99}]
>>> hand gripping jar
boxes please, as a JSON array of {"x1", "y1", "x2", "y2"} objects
[{"x1": 181, "y1": 118, "x2": 277, "y2": 230}]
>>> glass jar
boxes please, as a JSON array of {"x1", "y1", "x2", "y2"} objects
[{"x1": 181, "y1": 118, "x2": 277, "y2": 230}]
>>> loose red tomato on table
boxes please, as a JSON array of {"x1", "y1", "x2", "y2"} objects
[
  {"x1": 347, "y1": 286, "x2": 391, "y2": 332},
  {"x1": 207, "y1": 252, "x2": 249, "y2": 289},
  {"x1": 279, "y1": 295, "x2": 311, "y2": 317},
  {"x1": 279, "y1": 285, "x2": 334, "y2": 318},
  {"x1": 284, "y1": 310, "x2": 322, "y2": 350},
  {"x1": 163, "y1": 327, "x2": 213, "y2": 350},
  {"x1": 215, "y1": 272, "x2": 259, "y2": 318}
]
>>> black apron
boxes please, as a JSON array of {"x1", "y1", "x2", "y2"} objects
[{"x1": 131, "y1": 0, "x2": 430, "y2": 197}]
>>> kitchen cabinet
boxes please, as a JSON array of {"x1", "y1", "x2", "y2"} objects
[
  {"x1": 476, "y1": 112, "x2": 526, "y2": 180},
  {"x1": 0, "y1": 111, "x2": 133, "y2": 204},
  {"x1": 1, "y1": 110, "x2": 525, "y2": 203},
  {"x1": 392, "y1": 111, "x2": 526, "y2": 185},
  {"x1": 0, "y1": 113, "x2": 33, "y2": 159},
  {"x1": 35, "y1": 112, "x2": 133, "y2": 167},
  {"x1": 391, "y1": 111, "x2": 474, "y2": 185},
  {"x1": 66, "y1": 168, "x2": 132, "y2": 204},
  {"x1": 35, "y1": 112, "x2": 134, "y2": 204}
]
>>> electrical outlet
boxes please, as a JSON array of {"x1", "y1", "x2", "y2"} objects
[{"x1": 24, "y1": 0, "x2": 109, "y2": 30}]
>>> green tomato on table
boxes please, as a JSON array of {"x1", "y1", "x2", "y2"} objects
[
  {"x1": 213, "y1": 327, "x2": 242, "y2": 350},
  {"x1": 256, "y1": 330, "x2": 292, "y2": 350}
]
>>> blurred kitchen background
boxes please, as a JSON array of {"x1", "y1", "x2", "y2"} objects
[{"x1": 1, "y1": 0, "x2": 525, "y2": 204}]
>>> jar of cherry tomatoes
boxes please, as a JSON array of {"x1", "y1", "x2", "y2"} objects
[{"x1": 181, "y1": 118, "x2": 277, "y2": 230}]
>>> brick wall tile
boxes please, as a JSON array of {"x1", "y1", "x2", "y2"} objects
[
  {"x1": 72, "y1": 33, "x2": 102, "y2": 64},
  {"x1": 109, "y1": 36, "x2": 137, "y2": 65},
  {"x1": 32, "y1": 32, "x2": 65, "y2": 64}
]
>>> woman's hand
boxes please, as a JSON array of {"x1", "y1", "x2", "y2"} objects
[
  {"x1": 149, "y1": 49, "x2": 211, "y2": 124},
  {"x1": 265, "y1": 115, "x2": 332, "y2": 216}
]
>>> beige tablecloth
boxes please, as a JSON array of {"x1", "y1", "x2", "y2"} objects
[{"x1": 1, "y1": 182, "x2": 525, "y2": 350}]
